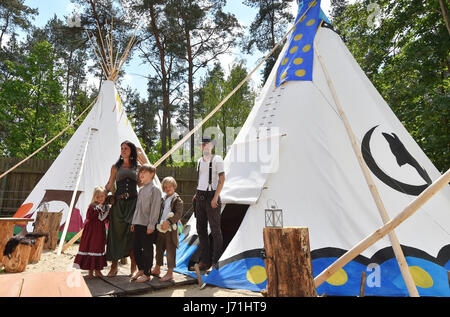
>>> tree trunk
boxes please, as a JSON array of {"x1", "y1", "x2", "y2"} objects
[
  {"x1": 263, "y1": 227, "x2": 317, "y2": 297},
  {"x1": 33, "y1": 211, "x2": 63, "y2": 250},
  {"x1": 438, "y1": 0, "x2": 450, "y2": 36},
  {"x1": 167, "y1": 109, "x2": 173, "y2": 165},
  {"x1": 149, "y1": 4, "x2": 169, "y2": 164},
  {"x1": 186, "y1": 28, "x2": 195, "y2": 162}
]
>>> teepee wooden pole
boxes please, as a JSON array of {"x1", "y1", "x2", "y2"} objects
[
  {"x1": 109, "y1": 16, "x2": 114, "y2": 76},
  {"x1": 315, "y1": 168, "x2": 450, "y2": 288},
  {"x1": 314, "y1": 42, "x2": 419, "y2": 296},
  {"x1": 0, "y1": 97, "x2": 97, "y2": 181},
  {"x1": 57, "y1": 128, "x2": 95, "y2": 256},
  {"x1": 96, "y1": 19, "x2": 110, "y2": 76},
  {"x1": 86, "y1": 30, "x2": 109, "y2": 78}
]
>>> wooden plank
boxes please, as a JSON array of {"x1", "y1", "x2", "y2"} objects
[
  {"x1": 0, "y1": 274, "x2": 24, "y2": 297},
  {"x1": 83, "y1": 276, "x2": 123, "y2": 297},
  {"x1": 100, "y1": 275, "x2": 153, "y2": 295},
  {"x1": 20, "y1": 272, "x2": 91, "y2": 297},
  {"x1": 0, "y1": 218, "x2": 34, "y2": 223}
]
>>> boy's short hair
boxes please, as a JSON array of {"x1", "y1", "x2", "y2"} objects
[
  {"x1": 161, "y1": 176, "x2": 177, "y2": 190},
  {"x1": 138, "y1": 164, "x2": 156, "y2": 175}
]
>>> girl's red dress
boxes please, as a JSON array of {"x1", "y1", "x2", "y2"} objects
[{"x1": 74, "y1": 204, "x2": 109, "y2": 270}]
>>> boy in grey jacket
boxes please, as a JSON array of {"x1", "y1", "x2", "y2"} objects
[{"x1": 130, "y1": 164, "x2": 162, "y2": 283}]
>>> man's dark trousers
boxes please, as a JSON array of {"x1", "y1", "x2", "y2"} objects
[{"x1": 195, "y1": 191, "x2": 223, "y2": 266}]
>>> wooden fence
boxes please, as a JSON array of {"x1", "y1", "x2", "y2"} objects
[{"x1": 0, "y1": 158, "x2": 197, "y2": 222}]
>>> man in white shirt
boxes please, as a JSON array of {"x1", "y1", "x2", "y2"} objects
[{"x1": 193, "y1": 136, "x2": 225, "y2": 271}]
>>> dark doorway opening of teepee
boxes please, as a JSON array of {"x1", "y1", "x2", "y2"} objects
[
  {"x1": 187, "y1": 203, "x2": 249, "y2": 267},
  {"x1": 220, "y1": 204, "x2": 250, "y2": 251}
]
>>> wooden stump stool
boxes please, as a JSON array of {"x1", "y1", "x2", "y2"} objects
[
  {"x1": 2, "y1": 242, "x2": 32, "y2": 273},
  {"x1": 263, "y1": 227, "x2": 317, "y2": 297},
  {"x1": 0, "y1": 222, "x2": 14, "y2": 266},
  {"x1": 33, "y1": 211, "x2": 62, "y2": 250},
  {"x1": 28, "y1": 236, "x2": 46, "y2": 264},
  {"x1": 0, "y1": 218, "x2": 34, "y2": 267}
]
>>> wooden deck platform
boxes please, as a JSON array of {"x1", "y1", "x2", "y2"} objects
[
  {"x1": 0, "y1": 267, "x2": 196, "y2": 297},
  {"x1": 84, "y1": 265, "x2": 196, "y2": 297}
]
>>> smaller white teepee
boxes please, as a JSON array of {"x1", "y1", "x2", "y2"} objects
[
  {"x1": 15, "y1": 80, "x2": 152, "y2": 238},
  {"x1": 14, "y1": 19, "x2": 156, "y2": 245}
]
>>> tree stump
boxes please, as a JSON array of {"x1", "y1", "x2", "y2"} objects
[
  {"x1": 263, "y1": 227, "x2": 317, "y2": 297},
  {"x1": 2, "y1": 243, "x2": 32, "y2": 273},
  {"x1": 28, "y1": 237, "x2": 46, "y2": 264},
  {"x1": 0, "y1": 222, "x2": 14, "y2": 266},
  {"x1": 33, "y1": 211, "x2": 62, "y2": 250}
]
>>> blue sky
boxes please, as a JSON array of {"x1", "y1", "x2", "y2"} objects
[{"x1": 21, "y1": 0, "x2": 334, "y2": 100}]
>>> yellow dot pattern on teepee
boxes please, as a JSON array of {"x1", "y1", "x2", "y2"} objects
[
  {"x1": 326, "y1": 268, "x2": 348, "y2": 286},
  {"x1": 295, "y1": 69, "x2": 306, "y2": 77},
  {"x1": 246, "y1": 265, "x2": 267, "y2": 285},
  {"x1": 306, "y1": 19, "x2": 316, "y2": 26},
  {"x1": 409, "y1": 266, "x2": 434, "y2": 288},
  {"x1": 275, "y1": 0, "x2": 321, "y2": 86},
  {"x1": 294, "y1": 34, "x2": 303, "y2": 41},
  {"x1": 294, "y1": 58, "x2": 304, "y2": 65}
]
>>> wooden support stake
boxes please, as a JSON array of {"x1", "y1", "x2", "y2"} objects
[
  {"x1": 61, "y1": 229, "x2": 83, "y2": 253},
  {"x1": 314, "y1": 168, "x2": 450, "y2": 288},
  {"x1": 263, "y1": 227, "x2": 317, "y2": 297},
  {"x1": 447, "y1": 271, "x2": 450, "y2": 289},
  {"x1": 315, "y1": 40, "x2": 419, "y2": 297},
  {"x1": 360, "y1": 271, "x2": 366, "y2": 297},
  {"x1": 193, "y1": 263, "x2": 205, "y2": 289}
]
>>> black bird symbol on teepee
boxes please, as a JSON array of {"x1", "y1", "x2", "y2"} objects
[
  {"x1": 381, "y1": 132, "x2": 432, "y2": 186},
  {"x1": 361, "y1": 126, "x2": 432, "y2": 196}
]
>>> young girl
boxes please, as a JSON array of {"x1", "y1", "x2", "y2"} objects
[
  {"x1": 152, "y1": 177, "x2": 183, "y2": 282},
  {"x1": 74, "y1": 186, "x2": 110, "y2": 279}
]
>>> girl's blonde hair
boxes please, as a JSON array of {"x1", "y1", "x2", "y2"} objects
[
  {"x1": 161, "y1": 176, "x2": 177, "y2": 191},
  {"x1": 91, "y1": 186, "x2": 108, "y2": 204}
]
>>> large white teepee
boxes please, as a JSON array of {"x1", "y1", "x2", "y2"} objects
[
  {"x1": 174, "y1": 1, "x2": 450, "y2": 296},
  {"x1": 14, "y1": 80, "x2": 154, "y2": 240}
]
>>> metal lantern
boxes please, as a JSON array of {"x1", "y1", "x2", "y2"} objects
[{"x1": 265, "y1": 200, "x2": 283, "y2": 228}]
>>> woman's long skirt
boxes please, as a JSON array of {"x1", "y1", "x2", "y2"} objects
[{"x1": 105, "y1": 197, "x2": 137, "y2": 261}]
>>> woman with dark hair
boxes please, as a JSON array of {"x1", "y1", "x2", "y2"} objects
[{"x1": 105, "y1": 140, "x2": 143, "y2": 277}]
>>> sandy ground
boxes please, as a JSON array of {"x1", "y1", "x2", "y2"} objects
[{"x1": 13, "y1": 244, "x2": 262, "y2": 298}]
